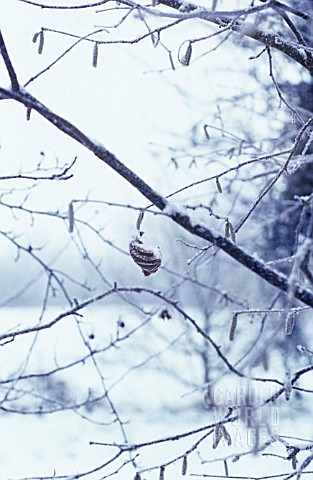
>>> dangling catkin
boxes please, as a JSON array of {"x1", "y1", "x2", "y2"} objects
[
  {"x1": 229, "y1": 313, "x2": 238, "y2": 341},
  {"x1": 221, "y1": 425, "x2": 232, "y2": 446},
  {"x1": 68, "y1": 202, "x2": 74, "y2": 233},
  {"x1": 285, "y1": 312, "x2": 295, "y2": 335},
  {"x1": 32, "y1": 31, "x2": 40, "y2": 43},
  {"x1": 228, "y1": 221, "x2": 236, "y2": 243},
  {"x1": 225, "y1": 220, "x2": 230, "y2": 238},
  {"x1": 182, "y1": 455, "x2": 188, "y2": 476},
  {"x1": 159, "y1": 466, "x2": 165, "y2": 480},
  {"x1": 38, "y1": 30, "x2": 44, "y2": 54},
  {"x1": 136, "y1": 211, "x2": 144, "y2": 231},
  {"x1": 284, "y1": 380, "x2": 292, "y2": 401},
  {"x1": 216, "y1": 177, "x2": 222, "y2": 193},
  {"x1": 92, "y1": 42, "x2": 99, "y2": 68},
  {"x1": 32, "y1": 30, "x2": 44, "y2": 54},
  {"x1": 213, "y1": 425, "x2": 222, "y2": 449}
]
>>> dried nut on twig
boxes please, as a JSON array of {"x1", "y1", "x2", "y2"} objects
[
  {"x1": 130, "y1": 213, "x2": 162, "y2": 276},
  {"x1": 129, "y1": 234, "x2": 162, "y2": 276}
]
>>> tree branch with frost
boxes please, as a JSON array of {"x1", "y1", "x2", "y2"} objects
[
  {"x1": 0, "y1": 285, "x2": 309, "y2": 392},
  {"x1": 18, "y1": 0, "x2": 313, "y2": 72},
  {"x1": 1, "y1": 80, "x2": 313, "y2": 306},
  {"x1": 90, "y1": 410, "x2": 235, "y2": 452},
  {"x1": 25, "y1": 20, "x2": 180, "y2": 86},
  {"x1": 1, "y1": 27, "x2": 313, "y2": 306},
  {"x1": 235, "y1": 118, "x2": 313, "y2": 233},
  {"x1": 0, "y1": 31, "x2": 19, "y2": 91},
  {"x1": 152, "y1": 0, "x2": 313, "y2": 73},
  {"x1": 0, "y1": 157, "x2": 76, "y2": 181}
]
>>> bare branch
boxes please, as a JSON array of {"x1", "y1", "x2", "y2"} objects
[
  {"x1": 0, "y1": 31, "x2": 19, "y2": 91},
  {"x1": 1, "y1": 83, "x2": 313, "y2": 307}
]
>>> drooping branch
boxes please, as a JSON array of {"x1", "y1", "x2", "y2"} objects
[{"x1": 1, "y1": 83, "x2": 313, "y2": 307}]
